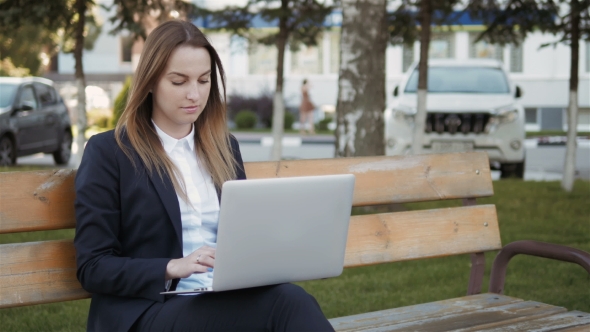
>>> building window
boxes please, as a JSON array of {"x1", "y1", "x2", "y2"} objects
[
  {"x1": 525, "y1": 108, "x2": 540, "y2": 132},
  {"x1": 291, "y1": 42, "x2": 322, "y2": 75},
  {"x1": 510, "y1": 44, "x2": 523, "y2": 73},
  {"x1": 586, "y1": 41, "x2": 590, "y2": 72},
  {"x1": 578, "y1": 108, "x2": 590, "y2": 131},
  {"x1": 525, "y1": 108, "x2": 538, "y2": 124},
  {"x1": 248, "y1": 42, "x2": 277, "y2": 75},
  {"x1": 429, "y1": 32, "x2": 455, "y2": 59},
  {"x1": 469, "y1": 32, "x2": 503, "y2": 62},
  {"x1": 329, "y1": 31, "x2": 340, "y2": 74},
  {"x1": 121, "y1": 35, "x2": 133, "y2": 63},
  {"x1": 402, "y1": 44, "x2": 414, "y2": 73}
]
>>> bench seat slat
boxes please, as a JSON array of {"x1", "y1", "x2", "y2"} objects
[
  {"x1": 245, "y1": 153, "x2": 493, "y2": 206},
  {"x1": 328, "y1": 293, "x2": 522, "y2": 331},
  {"x1": 458, "y1": 311, "x2": 590, "y2": 332},
  {"x1": 0, "y1": 240, "x2": 90, "y2": 308},
  {"x1": 554, "y1": 322, "x2": 590, "y2": 332},
  {"x1": 344, "y1": 205, "x2": 501, "y2": 267},
  {"x1": 361, "y1": 301, "x2": 566, "y2": 332}
]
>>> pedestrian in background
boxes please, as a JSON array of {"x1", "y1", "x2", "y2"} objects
[{"x1": 299, "y1": 79, "x2": 316, "y2": 135}]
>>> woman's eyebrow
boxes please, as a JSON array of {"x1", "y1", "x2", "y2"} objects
[
  {"x1": 166, "y1": 70, "x2": 212, "y2": 78},
  {"x1": 167, "y1": 71, "x2": 188, "y2": 78}
]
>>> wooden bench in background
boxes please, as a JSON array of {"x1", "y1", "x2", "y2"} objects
[{"x1": 1, "y1": 151, "x2": 590, "y2": 330}]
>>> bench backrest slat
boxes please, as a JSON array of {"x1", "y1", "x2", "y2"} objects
[
  {"x1": 0, "y1": 169, "x2": 76, "y2": 234},
  {"x1": 344, "y1": 205, "x2": 501, "y2": 267},
  {"x1": 0, "y1": 153, "x2": 493, "y2": 234},
  {"x1": 245, "y1": 152, "x2": 493, "y2": 206},
  {"x1": 0, "y1": 240, "x2": 90, "y2": 308}
]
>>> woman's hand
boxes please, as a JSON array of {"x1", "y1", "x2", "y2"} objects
[{"x1": 165, "y1": 246, "x2": 215, "y2": 280}]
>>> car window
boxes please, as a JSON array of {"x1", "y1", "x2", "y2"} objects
[
  {"x1": 404, "y1": 67, "x2": 510, "y2": 94},
  {"x1": 18, "y1": 85, "x2": 39, "y2": 111},
  {"x1": 34, "y1": 83, "x2": 57, "y2": 106},
  {"x1": 0, "y1": 83, "x2": 19, "y2": 108}
]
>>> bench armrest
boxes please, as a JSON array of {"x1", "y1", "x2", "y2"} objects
[{"x1": 489, "y1": 240, "x2": 590, "y2": 294}]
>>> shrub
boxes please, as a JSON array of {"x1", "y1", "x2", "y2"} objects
[
  {"x1": 86, "y1": 109, "x2": 112, "y2": 129},
  {"x1": 227, "y1": 92, "x2": 273, "y2": 127},
  {"x1": 318, "y1": 117, "x2": 334, "y2": 131},
  {"x1": 270, "y1": 111, "x2": 296, "y2": 130},
  {"x1": 0, "y1": 58, "x2": 30, "y2": 77},
  {"x1": 284, "y1": 112, "x2": 295, "y2": 130},
  {"x1": 234, "y1": 110, "x2": 257, "y2": 129},
  {"x1": 112, "y1": 77, "x2": 131, "y2": 127}
]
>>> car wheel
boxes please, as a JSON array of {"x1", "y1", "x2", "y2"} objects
[
  {"x1": 0, "y1": 136, "x2": 16, "y2": 166},
  {"x1": 500, "y1": 161, "x2": 525, "y2": 179},
  {"x1": 53, "y1": 131, "x2": 72, "y2": 165}
]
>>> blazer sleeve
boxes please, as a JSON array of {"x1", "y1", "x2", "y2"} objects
[{"x1": 74, "y1": 134, "x2": 170, "y2": 303}]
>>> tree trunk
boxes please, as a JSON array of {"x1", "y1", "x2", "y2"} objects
[
  {"x1": 335, "y1": 0, "x2": 387, "y2": 157},
  {"x1": 74, "y1": 0, "x2": 87, "y2": 165},
  {"x1": 270, "y1": 0, "x2": 289, "y2": 161},
  {"x1": 412, "y1": 0, "x2": 432, "y2": 155},
  {"x1": 561, "y1": 0, "x2": 580, "y2": 192}
]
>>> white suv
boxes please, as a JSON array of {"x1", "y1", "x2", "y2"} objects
[{"x1": 384, "y1": 59, "x2": 525, "y2": 178}]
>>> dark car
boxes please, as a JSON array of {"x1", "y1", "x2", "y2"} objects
[{"x1": 0, "y1": 77, "x2": 72, "y2": 166}]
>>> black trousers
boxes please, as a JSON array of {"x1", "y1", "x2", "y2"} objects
[{"x1": 133, "y1": 283, "x2": 335, "y2": 332}]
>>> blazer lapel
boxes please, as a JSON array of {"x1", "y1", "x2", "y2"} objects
[{"x1": 150, "y1": 171, "x2": 183, "y2": 246}]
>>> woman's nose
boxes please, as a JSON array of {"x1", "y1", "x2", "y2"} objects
[{"x1": 187, "y1": 84, "x2": 200, "y2": 100}]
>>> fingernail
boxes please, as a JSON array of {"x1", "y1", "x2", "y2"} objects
[{"x1": 207, "y1": 267, "x2": 213, "y2": 272}]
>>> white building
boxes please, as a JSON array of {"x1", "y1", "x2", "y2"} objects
[{"x1": 48, "y1": 2, "x2": 590, "y2": 132}]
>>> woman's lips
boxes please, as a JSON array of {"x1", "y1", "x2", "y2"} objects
[{"x1": 183, "y1": 106, "x2": 199, "y2": 113}]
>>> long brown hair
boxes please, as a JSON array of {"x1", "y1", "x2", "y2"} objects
[{"x1": 115, "y1": 20, "x2": 237, "y2": 199}]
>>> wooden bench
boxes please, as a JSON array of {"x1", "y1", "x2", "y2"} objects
[{"x1": 1, "y1": 151, "x2": 589, "y2": 330}]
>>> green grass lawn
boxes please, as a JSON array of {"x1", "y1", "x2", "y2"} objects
[{"x1": 0, "y1": 180, "x2": 588, "y2": 331}]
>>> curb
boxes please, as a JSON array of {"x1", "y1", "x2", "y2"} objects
[{"x1": 535, "y1": 136, "x2": 590, "y2": 146}]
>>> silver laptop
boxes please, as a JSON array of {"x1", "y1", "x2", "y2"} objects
[{"x1": 161, "y1": 174, "x2": 355, "y2": 294}]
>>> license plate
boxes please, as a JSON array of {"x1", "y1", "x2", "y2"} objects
[{"x1": 431, "y1": 141, "x2": 474, "y2": 153}]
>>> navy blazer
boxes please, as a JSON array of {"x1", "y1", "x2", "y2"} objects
[{"x1": 74, "y1": 130, "x2": 246, "y2": 332}]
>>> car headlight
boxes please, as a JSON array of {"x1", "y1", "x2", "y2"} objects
[
  {"x1": 494, "y1": 105, "x2": 519, "y2": 123},
  {"x1": 393, "y1": 106, "x2": 416, "y2": 124}
]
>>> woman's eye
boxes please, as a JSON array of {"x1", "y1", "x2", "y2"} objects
[
  {"x1": 199, "y1": 80, "x2": 210, "y2": 84},
  {"x1": 172, "y1": 81, "x2": 184, "y2": 86}
]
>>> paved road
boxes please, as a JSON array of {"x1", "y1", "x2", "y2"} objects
[{"x1": 15, "y1": 133, "x2": 590, "y2": 181}]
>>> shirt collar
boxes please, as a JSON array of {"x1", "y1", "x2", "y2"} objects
[{"x1": 152, "y1": 121, "x2": 195, "y2": 153}]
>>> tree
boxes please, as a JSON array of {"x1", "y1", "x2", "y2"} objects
[
  {"x1": 412, "y1": 0, "x2": 433, "y2": 155},
  {"x1": 202, "y1": 0, "x2": 334, "y2": 160},
  {"x1": 105, "y1": 0, "x2": 200, "y2": 40},
  {"x1": 387, "y1": 0, "x2": 461, "y2": 154},
  {"x1": 335, "y1": 0, "x2": 387, "y2": 157},
  {"x1": 70, "y1": 0, "x2": 94, "y2": 164},
  {"x1": 0, "y1": 25, "x2": 58, "y2": 75},
  {"x1": 468, "y1": 0, "x2": 590, "y2": 191},
  {"x1": 0, "y1": 1, "x2": 74, "y2": 75},
  {"x1": 0, "y1": 0, "x2": 96, "y2": 163}
]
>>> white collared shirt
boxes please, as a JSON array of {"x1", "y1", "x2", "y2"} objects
[{"x1": 153, "y1": 122, "x2": 219, "y2": 290}]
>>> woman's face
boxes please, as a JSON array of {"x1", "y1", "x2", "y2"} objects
[{"x1": 152, "y1": 46, "x2": 212, "y2": 139}]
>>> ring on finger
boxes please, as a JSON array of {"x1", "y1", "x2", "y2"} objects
[{"x1": 196, "y1": 254, "x2": 202, "y2": 263}]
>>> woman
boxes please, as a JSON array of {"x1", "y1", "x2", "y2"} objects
[
  {"x1": 74, "y1": 20, "x2": 333, "y2": 332},
  {"x1": 299, "y1": 79, "x2": 315, "y2": 135}
]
